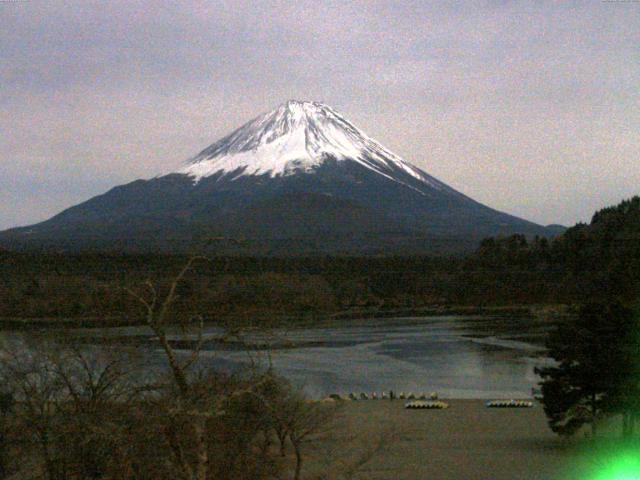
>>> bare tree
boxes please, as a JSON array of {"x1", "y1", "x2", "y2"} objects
[
  {"x1": 0, "y1": 334, "x2": 144, "y2": 480},
  {"x1": 0, "y1": 337, "x2": 67, "y2": 479},
  {"x1": 126, "y1": 255, "x2": 213, "y2": 480},
  {"x1": 48, "y1": 338, "x2": 143, "y2": 479},
  {"x1": 49, "y1": 338, "x2": 140, "y2": 412},
  {"x1": 281, "y1": 394, "x2": 338, "y2": 480}
]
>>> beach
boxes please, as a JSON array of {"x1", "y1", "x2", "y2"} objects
[{"x1": 313, "y1": 399, "x2": 583, "y2": 480}]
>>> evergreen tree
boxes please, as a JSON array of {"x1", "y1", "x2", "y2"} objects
[
  {"x1": 604, "y1": 300, "x2": 640, "y2": 437},
  {"x1": 535, "y1": 301, "x2": 637, "y2": 437}
]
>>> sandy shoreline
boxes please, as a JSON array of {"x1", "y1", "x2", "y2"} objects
[{"x1": 313, "y1": 399, "x2": 585, "y2": 480}]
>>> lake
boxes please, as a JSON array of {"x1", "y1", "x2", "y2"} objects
[{"x1": 77, "y1": 314, "x2": 554, "y2": 399}]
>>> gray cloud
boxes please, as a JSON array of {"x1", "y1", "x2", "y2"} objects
[{"x1": 1, "y1": 0, "x2": 639, "y2": 229}]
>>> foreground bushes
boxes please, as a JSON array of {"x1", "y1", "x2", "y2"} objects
[{"x1": 0, "y1": 334, "x2": 338, "y2": 480}]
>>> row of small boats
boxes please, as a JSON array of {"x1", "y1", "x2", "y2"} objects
[
  {"x1": 405, "y1": 400, "x2": 449, "y2": 409},
  {"x1": 330, "y1": 392, "x2": 440, "y2": 401},
  {"x1": 485, "y1": 400, "x2": 534, "y2": 408},
  {"x1": 405, "y1": 399, "x2": 534, "y2": 410},
  {"x1": 326, "y1": 394, "x2": 534, "y2": 409}
]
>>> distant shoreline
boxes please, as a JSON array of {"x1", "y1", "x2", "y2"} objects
[{"x1": 0, "y1": 303, "x2": 572, "y2": 331}]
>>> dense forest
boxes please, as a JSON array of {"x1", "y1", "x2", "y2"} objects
[{"x1": 0, "y1": 196, "x2": 638, "y2": 326}]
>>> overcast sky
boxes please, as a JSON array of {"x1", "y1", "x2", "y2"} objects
[{"x1": 1, "y1": 0, "x2": 639, "y2": 229}]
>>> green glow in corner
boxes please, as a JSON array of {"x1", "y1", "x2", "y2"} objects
[{"x1": 590, "y1": 452, "x2": 640, "y2": 480}]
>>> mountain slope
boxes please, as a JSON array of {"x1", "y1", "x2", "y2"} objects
[{"x1": 0, "y1": 100, "x2": 560, "y2": 254}]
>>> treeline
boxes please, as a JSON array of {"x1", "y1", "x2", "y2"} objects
[
  {"x1": 1, "y1": 196, "x2": 639, "y2": 325},
  {"x1": 0, "y1": 254, "x2": 463, "y2": 324},
  {"x1": 0, "y1": 252, "x2": 564, "y2": 324},
  {"x1": 466, "y1": 196, "x2": 640, "y2": 306},
  {"x1": 461, "y1": 198, "x2": 640, "y2": 439}
]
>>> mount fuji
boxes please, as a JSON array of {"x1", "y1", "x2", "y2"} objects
[{"x1": 0, "y1": 100, "x2": 561, "y2": 254}]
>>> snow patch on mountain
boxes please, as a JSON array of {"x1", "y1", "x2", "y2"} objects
[{"x1": 179, "y1": 100, "x2": 445, "y2": 191}]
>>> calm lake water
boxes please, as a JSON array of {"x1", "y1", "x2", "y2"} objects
[{"x1": 78, "y1": 315, "x2": 554, "y2": 399}]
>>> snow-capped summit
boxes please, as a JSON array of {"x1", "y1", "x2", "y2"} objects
[{"x1": 179, "y1": 100, "x2": 444, "y2": 189}]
